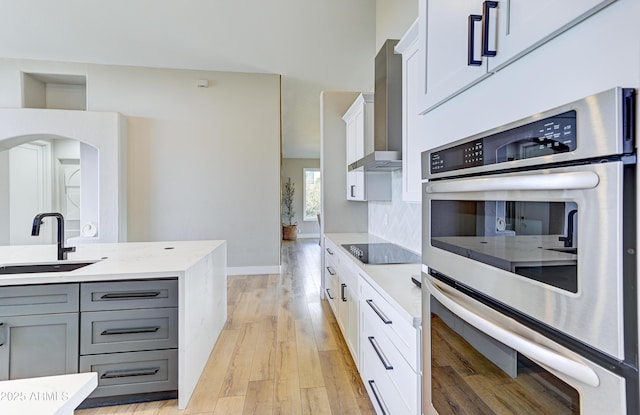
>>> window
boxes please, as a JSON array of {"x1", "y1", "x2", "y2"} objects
[{"x1": 303, "y1": 168, "x2": 321, "y2": 221}]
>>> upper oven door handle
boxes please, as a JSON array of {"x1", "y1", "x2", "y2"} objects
[
  {"x1": 426, "y1": 277, "x2": 600, "y2": 387},
  {"x1": 425, "y1": 171, "x2": 599, "y2": 194}
]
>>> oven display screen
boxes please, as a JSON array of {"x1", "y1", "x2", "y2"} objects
[{"x1": 430, "y1": 110, "x2": 577, "y2": 174}]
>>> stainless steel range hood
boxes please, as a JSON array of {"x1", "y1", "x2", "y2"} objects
[{"x1": 349, "y1": 39, "x2": 402, "y2": 172}]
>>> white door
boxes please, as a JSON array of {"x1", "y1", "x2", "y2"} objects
[
  {"x1": 489, "y1": 0, "x2": 618, "y2": 70},
  {"x1": 421, "y1": 0, "x2": 489, "y2": 113},
  {"x1": 9, "y1": 142, "x2": 52, "y2": 245}
]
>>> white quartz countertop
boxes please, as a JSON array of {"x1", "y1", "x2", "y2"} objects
[
  {"x1": 0, "y1": 372, "x2": 97, "y2": 415},
  {"x1": 0, "y1": 240, "x2": 225, "y2": 286},
  {"x1": 324, "y1": 233, "x2": 422, "y2": 327}
]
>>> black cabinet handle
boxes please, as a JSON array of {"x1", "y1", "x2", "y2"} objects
[
  {"x1": 482, "y1": 1, "x2": 498, "y2": 57},
  {"x1": 100, "y1": 291, "x2": 161, "y2": 300},
  {"x1": 366, "y1": 299, "x2": 392, "y2": 324},
  {"x1": 468, "y1": 14, "x2": 482, "y2": 66},
  {"x1": 341, "y1": 283, "x2": 347, "y2": 302},
  {"x1": 0, "y1": 322, "x2": 5, "y2": 347},
  {"x1": 368, "y1": 380, "x2": 389, "y2": 415},
  {"x1": 101, "y1": 367, "x2": 160, "y2": 379},
  {"x1": 325, "y1": 288, "x2": 334, "y2": 300},
  {"x1": 101, "y1": 326, "x2": 160, "y2": 336},
  {"x1": 368, "y1": 336, "x2": 393, "y2": 370},
  {"x1": 350, "y1": 185, "x2": 356, "y2": 198},
  {"x1": 326, "y1": 266, "x2": 336, "y2": 276},
  {"x1": 326, "y1": 247, "x2": 334, "y2": 255}
]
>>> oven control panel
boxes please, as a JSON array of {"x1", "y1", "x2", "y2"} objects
[
  {"x1": 431, "y1": 140, "x2": 484, "y2": 173},
  {"x1": 429, "y1": 110, "x2": 577, "y2": 174}
]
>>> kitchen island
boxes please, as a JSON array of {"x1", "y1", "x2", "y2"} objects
[{"x1": 0, "y1": 240, "x2": 227, "y2": 409}]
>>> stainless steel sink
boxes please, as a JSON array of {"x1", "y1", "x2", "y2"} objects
[
  {"x1": 545, "y1": 247, "x2": 577, "y2": 255},
  {"x1": 0, "y1": 261, "x2": 96, "y2": 275}
]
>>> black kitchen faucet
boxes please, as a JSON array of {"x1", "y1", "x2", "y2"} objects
[{"x1": 31, "y1": 212, "x2": 76, "y2": 260}]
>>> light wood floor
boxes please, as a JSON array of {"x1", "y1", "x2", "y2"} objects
[{"x1": 75, "y1": 239, "x2": 376, "y2": 415}]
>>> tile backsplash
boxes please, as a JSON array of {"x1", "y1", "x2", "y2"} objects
[{"x1": 368, "y1": 169, "x2": 421, "y2": 254}]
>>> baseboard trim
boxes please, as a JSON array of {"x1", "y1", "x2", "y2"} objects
[{"x1": 227, "y1": 265, "x2": 281, "y2": 276}]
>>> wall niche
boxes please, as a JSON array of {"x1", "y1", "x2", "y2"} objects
[{"x1": 22, "y1": 73, "x2": 87, "y2": 110}]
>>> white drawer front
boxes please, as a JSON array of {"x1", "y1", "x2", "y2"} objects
[
  {"x1": 362, "y1": 314, "x2": 418, "y2": 415},
  {"x1": 361, "y1": 280, "x2": 418, "y2": 371}
]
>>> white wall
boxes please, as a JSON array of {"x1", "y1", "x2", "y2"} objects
[
  {"x1": 0, "y1": 151, "x2": 9, "y2": 245},
  {"x1": 320, "y1": 91, "x2": 368, "y2": 234},
  {"x1": 281, "y1": 158, "x2": 321, "y2": 237},
  {"x1": 376, "y1": 0, "x2": 418, "y2": 51},
  {"x1": 0, "y1": 58, "x2": 281, "y2": 273}
]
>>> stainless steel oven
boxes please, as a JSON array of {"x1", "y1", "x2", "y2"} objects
[{"x1": 421, "y1": 87, "x2": 638, "y2": 414}]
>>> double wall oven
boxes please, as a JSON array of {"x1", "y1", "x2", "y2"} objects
[{"x1": 421, "y1": 88, "x2": 638, "y2": 414}]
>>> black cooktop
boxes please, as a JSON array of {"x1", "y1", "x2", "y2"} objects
[{"x1": 341, "y1": 243, "x2": 421, "y2": 265}]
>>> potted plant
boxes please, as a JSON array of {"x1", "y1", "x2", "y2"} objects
[{"x1": 282, "y1": 177, "x2": 297, "y2": 240}]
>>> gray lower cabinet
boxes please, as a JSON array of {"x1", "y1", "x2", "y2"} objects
[
  {"x1": 80, "y1": 278, "x2": 179, "y2": 400},
  {"x1": 0, "y1": 279, "x2": 179, "y2": 402},
  {"x1": 0, "y1": 283, "x2": 79, "y2": 381},
  {"x1": 0, "y1": 313, "x2": 79, "y2": 380},
  {"x1": 79, "y1": 349, "x2": 178, "y2": 397}
]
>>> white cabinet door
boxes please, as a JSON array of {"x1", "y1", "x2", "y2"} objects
[
  {"x1": 419, "y1": 0, "x2": 618, "y2": 114},
  {"x1": 490, "y1": 0, "x2": 618, "y2": 70},
  {"x1": 345, "y1": 272, "x2": 359, "y2": 366},
  {"x1": 343, "y1": 93, "x2": 377, "y2": 202},
  {"x1": 420, "y1": 0, "x2": 489, "y2": 113},
  {"x1": 397, "y1": 20, "x2": 426, "y2": 203}
]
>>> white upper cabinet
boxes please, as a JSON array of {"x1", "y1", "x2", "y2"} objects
[
  {"x1": 419, "y1": 0, "x2": 618, "y2": 114},
  {"x1": 343, "y1": 93, "x2": 372, "y2": 201},
  {"x1": 343, "y1": 93, "x2": 391, "y2": 202},
  {"x1": 490, "y1": 0, "x2": 618, "y2": 70},
  {"x1": 396, "y1": 20, "x2": 425, "y2": 203},
  {"x1": 420, "y1": 0, "x2": 489, "y2": 114}
]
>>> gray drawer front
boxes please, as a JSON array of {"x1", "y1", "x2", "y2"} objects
[
  {"x1": 0, "y1": 284, "x2": 79, "y2": 316},
  {"x1": 80, "y1": 279, "x2": 178, "y2": 311},
  {"x1": 80, "y1": 308, "x2": 178, "y2": 355},
  {"x1": 79, "y1": 349, "x2": 177, "y2": 397}
]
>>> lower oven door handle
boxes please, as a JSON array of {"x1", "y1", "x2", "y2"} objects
[
  {"x1": 427, "y1": 278, "x2": 600, "y2": 387},
  {"x1": 425, "y1": 171, "x2": 599, "y2": 193}
]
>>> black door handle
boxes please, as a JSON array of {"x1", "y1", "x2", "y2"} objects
[
  {"x1": 482, "y1": 1, "x2": 498, "y2": 57},
  {"x1": 326, "y1": 288, "x2": 334, "y2": 300},
  {"x1": 341, "y1": 283, "x2": 347, "y2": 302},
  {"x1": 468, "y1": 14, "x2": 483, "y2": 66}
]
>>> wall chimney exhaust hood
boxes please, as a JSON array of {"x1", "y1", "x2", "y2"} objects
[{"x1": 348, "y1": 39, "x2": 402, "y2": 172}]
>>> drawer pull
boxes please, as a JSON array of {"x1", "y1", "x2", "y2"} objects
[
  {"x1": 0, "y1": 322, "x2": 6, "y2": 347},
  {"x1": 326, "y1": 267, "x2": 336, "y2": 276},
  {"x1": 366, "y1": 299, "x2": 392, "y2": 324},
  {"x1": 326, "y1": 247, "x2": 334, "y2": 255},
  {"x1": 368, "y1": 336, "x2": 393, "y2": 370},
  {"x1": 368, "y1": 380, "x2": 389, "y2": 415},
  {"x1": 100, "y1": 291, "x2": 161, "y2": 300},
  {"x1": 100, "y1": 367, "x2": 160, "y2": 379},
  {"x1": 101, "y1": 326, "x2": 160, "y2": 336},
  {"x1": 325, "y1": 288, "x2": 334, "y2": 300}
]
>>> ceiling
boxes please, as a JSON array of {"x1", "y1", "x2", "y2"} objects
[{"x1": 0, "y1": 0, "x2": 376, "y2": 158}]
